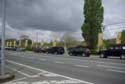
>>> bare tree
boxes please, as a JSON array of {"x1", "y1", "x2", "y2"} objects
[{"x1": 61, "y1": 32, "x2": 78, "y2": 47}]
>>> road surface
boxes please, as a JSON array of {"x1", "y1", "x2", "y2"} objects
[{"x1": 1, "y1": 51, "x2": 125, "y2": 84}]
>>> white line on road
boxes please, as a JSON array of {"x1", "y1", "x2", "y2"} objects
[
  {"x1": 55, "y1": 61, "x2": 65, "y2": 64},
  {"x1": 97, "y1": 64, "x2": 125, "y2": 70},
  {"x1": 6, "y1": 60, "x2": 94, "y2": 84},
  {"x1": 8, "y1": 51, "x2": 125, "y2": 66},
  {"x1": 6, "y1": 66, "x2": 31, "y2": 77},
  {"x1": 8, "y1": 77, "x2": 26, "y2": 83},
  {"x1": 40, "y1": 59, "x2": 47, "y2": 61},
  {"x1": 71, "y1": 59, "x2": 125, "y2": 66},
  {"x1": 75, "y1": 65, "x2": 89, "y2": 68},
  {"x1": 107, "y1": 69, "x2": 125, "y2": 74}
]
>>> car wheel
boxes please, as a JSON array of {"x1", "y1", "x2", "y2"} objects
[
  {"x1": 82, "y1": 53, "x2": 85, "y2": 57},
  {"x1": 120, "y1": 55, "x2": 125, "y2": 60},
  {"x1": 100, "y1": 53, "x2": 104, "y2": 58}
]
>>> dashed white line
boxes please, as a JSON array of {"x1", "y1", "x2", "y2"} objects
[
  {"x1": 6, "y1": 66, "x2": 31, "y2": 77},
  {"x1": 97, "y1": 64, "x2": 125, "y2": 70},
  {"x1": 40, "y1": 59, "x2": 47, "y2": 61},
  {"x1": 107, "y1": 69, "x2": 125, "y2": 74},
  {"x1": 75, "y1": 65, "x2": 89, "y2": 68},
  {"x1": 71, "y1": 59, "x2": 125, "y2": 66},
  {"x1": 55, "y1": 61, "x2": 65, "y2": 64},
  {"x1": 7, "y1": 60, "x2": 94, "y2": 84}
]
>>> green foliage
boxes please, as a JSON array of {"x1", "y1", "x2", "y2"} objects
[
  {"x1": 121, "y1": 30, "x2": 125, "y2": 44},
  {"x1": 61, "y1": 33, "x2": 82, "y2": 47},
  {"x1": 25, "y1": 47, "x2": 33, "y2": 51},
  {"x1": 91, "y1": 49, "x2": 97, "y2": 55},
  {"x1": 81, "y1": 0, "x2": 104, "y2": 49},
  {"x1": 103, "y1": 39, "x2": 116, "y2": 47}
]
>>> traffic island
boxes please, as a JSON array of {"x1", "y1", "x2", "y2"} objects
[{"x1": 0, "y1": 73, "x2": 15, "y2": 83}]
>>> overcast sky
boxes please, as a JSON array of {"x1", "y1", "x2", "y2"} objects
[{"x1": 0, "y1": 0, "x2": 125, "y2": 42}]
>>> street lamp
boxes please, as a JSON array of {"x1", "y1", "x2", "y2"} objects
[
  {"x1": 64, "y1": 40, "x2": 68, "y2": 56},
  {"x1": 0, "y1": 0, "x2": 15, "y2": 81}
]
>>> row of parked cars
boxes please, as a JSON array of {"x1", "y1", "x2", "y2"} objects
[
  {"x1": 1, "y1": 44, "x2": 125, "y2": 60},
  {"x1": 33, "y1": 46, "x2": 91, "y2": 57},
  {"x1": 33, "y1": 47, "x2": 65, "y2": 55},
  {"x1": 34, "y1": 44, "x2": 125, "y2": 60}
]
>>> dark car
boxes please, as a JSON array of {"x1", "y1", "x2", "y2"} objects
[
  {"x1": 46, "y1": 47, "x2": 65, "y2": 55},
  {"x1": 99, "y1": 44, "x2": 125, "y2": 60},
  {"x1": 33, "y1": 48, "x2": 42, "y2": 53},
  {"x1": 41, "y1": 48, "x2": 48, "y2": 53},
  {"x1": 68, "y1": 46, "x2": 90, "y2": 57}
]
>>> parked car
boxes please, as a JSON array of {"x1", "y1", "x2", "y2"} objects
[
  {"x1": 33, "y1": 48, "x2": 42, "y2": 53},
  {"x1": 68, "y1": 46, "x2": 91, "y2": 57},
  {"x1": 98, "y1": 44, "x2": 125, "y2": 60},
  {"x1": 41, "y1": 48, "x2": 48, "y2": 53},
  {"x1": 46, "y1": 47, "x2": 65, "y2": 55}
]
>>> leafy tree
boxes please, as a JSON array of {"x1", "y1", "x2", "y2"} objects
[
  {"x1": 81, "y1": 0, "x2": 104, "y2": 49},
  {"x1": 121, "y1": 30, "x2": 125, "y2": 44},
  {"x1": 61, "y1": 33, "x2": 79, "y2": 47}
]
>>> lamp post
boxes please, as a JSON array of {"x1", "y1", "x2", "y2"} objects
[
  {"x1": 64, "y1": 40, "x2": 68, "y2": 56},
  {"x1": 0, "y1": 0, "x2": 15, "y2": 81},
  {"x1": 0, "y1": 0, "x2": 6, "y2": 76}
]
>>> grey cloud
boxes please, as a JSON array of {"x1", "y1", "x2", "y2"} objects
[
  {"x1": 0, "y1": 0, "x2": 83, "y2": 32},
  {"x1": 0, "y1": 0, "x2": 125, "y2": 40}
]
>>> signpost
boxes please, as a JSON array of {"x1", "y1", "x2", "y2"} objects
[
  {"x1": 1, "y1": 0, "x2": 6, "y2": 76},
  {"x1": 0, "y1": 0, "x2": 15, "y2": 81}
]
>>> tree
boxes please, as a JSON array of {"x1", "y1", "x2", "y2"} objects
[
  {"x1": 121, "y1": 30, "x2": 125, "y2": 44},
  {"x1": 61, "y1": 33, "x2": 79, "y2": 47},
  {"x1": 20, "y1": 35, "x2": 29, "y2": 40},
  {"x1": 81, "y1": 0, "x2": 104, "y2": 49}
]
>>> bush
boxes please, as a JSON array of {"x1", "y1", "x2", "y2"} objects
[
  {"x1": 25, "y1": 47, "x2": 33, "y2": 51},
  {"x1": 91, "y1": 49, "x2": 97, "y2": 55}
]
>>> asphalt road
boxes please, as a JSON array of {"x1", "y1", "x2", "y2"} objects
[{"x1": 2, "y1": 51, "x2": 125, "y2": 84}]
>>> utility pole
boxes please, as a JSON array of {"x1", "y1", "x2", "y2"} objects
[
  {"x1": 36, "y1": 32, "x2": 39, "y2": 48},
  {"x1": 1, "y1": 0, "x2": 6, "y2": 76},
  {"x1": 0, "y1": 0, "x2": 15, "y2": 80},
  {"x1": 64, "y1": 40, "x2": 68, "y2": 56}
]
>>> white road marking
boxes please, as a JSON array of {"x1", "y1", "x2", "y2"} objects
[
  {"x1": 4, "y1": 80, "x2": 91, "y2": 84},
  {"x1": 97, "y1": 64, "x2": 125, "y2": 70},
  {"x1": 9, "y1": 77, "x2": 26, "y2": 82},
  {"x1": 71, "y1": 59, "x2": 125, "y2": 66},
  {"x1": 7, "y1": 60, "x2": 94, "y2": 84},
  {"x1": 75, "y1": 65, "x2": 89, "y2": 68},
  {"x1": 107, "y1": 69, "x2": 125, "y2": 74},
  {"x1": 9, "y1": 51, "x2": 125, "y2": 66},
  {"x1": 6, "y1": 66, "x2": 31, "y2": 77},
  {"x1": 55, "y1": 61, "x2": 65, "y2": 64},
  {"x1": 40, "y1": 59, "x2": 47, "y2": 61},
  {"x1": 38, "y1": 72, "x2": 59, "y2": 77}
]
